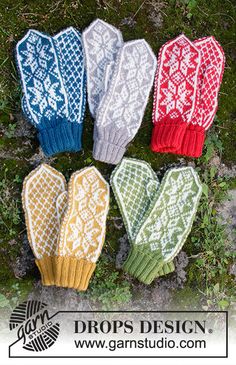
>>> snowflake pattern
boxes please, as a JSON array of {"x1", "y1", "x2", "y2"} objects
[
  {"x1": 135, "y1": 167, "x2": 202, "y2": 263},
  {"x1": 17, "y1": 30, "x2": 67, "y2": 126},
  {"x1": 17, "y1": 28, "x2": 86, "y2": 128},
  {"x1": 82, "y1": 19, "x2": 123, "y2": 117},
  {"x1": 111, "y1": 160, "x2": 202, "y2": 279},
  {"x1": 153, "y1": 35, "x2": 200, "y2": 124},
  {"x1": 96, "y1": 40, "x2": 157, "y2": 139},
  {"x1": 59, "y1": 167, "x2": 109, "y2": 263}
]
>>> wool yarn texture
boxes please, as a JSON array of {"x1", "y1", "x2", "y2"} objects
[
  {"x1": 22, "y1": 164, "x2": 109, "y2": 291},
  {"x1": 94, "y1": 40, "x2": 157, "y2": 164},
  {"x1": 22, "y1": 164, "x2": 67, "y2": 286},
  {"x1": 82, "y1": 19, "x2": 123, "y2": 118},
  {"x1": 111, "y1": 158, "x2": 202, "y2": 284},
  {"x1": 111, "y1": 158, "x2": 174, "y2": 278},
  {"x1": 55, "y1": 166, "x2": 110, "y2": 291},
  {"x1": 83, "y1": 19, "x2": 157, "y2": 165},
  {"x1": 16, "y1": 27, "x2": 86, "y2": 156},
  {"x1": 151, "y1": 34, "x2": 225, "y2": 158},
  {"x1": 111, "y1": 158, "x2": 160, "y2": 242}
]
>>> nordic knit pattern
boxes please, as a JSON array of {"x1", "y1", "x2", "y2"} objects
[
  {"x1": 16, "y1": 28, "x2": 86, "y2": 156},
  {"x1": 111, "y1": 159, "x2": 202, "y2": 284},
  {"x1": 111, "y1": 158, "x2": 175, "y2": 278},
  {"x1": 82, "y1": 19, "x2": 123, "y2": 118},
  {"x1": 111, "y1": 158, "x2": 159, "y2": 242},
  {"x1": 54, "y1": 28, "x2": 86, "y2": 125},
  {"x1": 192, "y1": 37, "x2": 225, "y2": 130},
  {"x1": 124, "y1": 167, "x2": 202, "y2": 284},
  {"x1": 22, "y1": 164, "x2": 67, "y2": 286},
  {"x1": 56, "y1": 191, "x2": 68, "y2": 224},
  {"x1": 151, "y1": 34, "x2": 225, "y2": 157},
  {"x1": 55, "y1": 167, "x2": 110, "y2": 291},
  {"x1": 176, "y1": 37, "x2": 225, "y2": 157},
  {"x1": 93, "y1": 40, "x2": 157, "y2": 164},
  {"x1": 151, "y1": 35, "x2": 200, "y2": 152}
]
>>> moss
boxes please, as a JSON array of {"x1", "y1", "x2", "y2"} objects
[
  {"x1": 0, "y1": 276, "x2": 34, "y2": 311},
  {"x1": 170, "y1": 287, "x2": 202, "y2": 310},
  {"x1": 228, "y1": 178, "x2": 236, "y2": 189}
]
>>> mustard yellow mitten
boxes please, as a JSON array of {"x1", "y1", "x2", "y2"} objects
[
  {"x1": 55, "y1": 166, "x2": 110, "y2": 291},
  {"x1": 22, "y1": 164, "x2": 67, "y2": 286}
]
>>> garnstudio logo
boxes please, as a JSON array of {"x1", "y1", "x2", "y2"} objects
[{"x1": 9, "y1": 300, "x2": 60, "y2": 352}]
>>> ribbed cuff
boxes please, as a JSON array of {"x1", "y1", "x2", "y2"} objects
[
  {"x1": 155, "y1": 261, "x2": 175, "y2": 278},
  {"x1": 151, "y1": 121, "x2": 187, "y2": 153},
  {"x1": 123, "y1": 247, "x2": 169, "y2": 285},
  {"x1": 93, "y1": 139, "x2": 126, "y2": 164},
  {"x1": 54, "y1": 257, "x2": 96, "y2": 291},
  {"x1": 38, "y1": 121, "x2": 83, "y2": 156},
  {"x1": 177, "y1": 124, "x2": 205, "y2": 158},
  {"x1": 35, "y1": 256, "x2": 55, "y2": 286},
  {"x1": 71, "y1": 123, "x2": 83, "y2": 152}
]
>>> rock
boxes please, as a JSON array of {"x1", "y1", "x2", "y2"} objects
[
  {"x1": 28, "y1": 281, "x2": 91, "y2": 312},
  {"x1": 209, "y1": 155, "x2": 221, "y2": 168},
  {"x1": 11, "y1": 235, "x2": 35, "y2": 278},
  {"x1": 217, "y1": 189, "x2": 236, "y2": 247},
  {"x1": 218, "y1": 164, "x2": 236, "y2": 179},
  {"x1": 27, "y1": 148, "x2": 56, "y2": 166},
  {"x1": 116, "y1": 234, "x2": 130, "y2": 269},
  {"x1": 229, "y1": 263, "x2": 236, "y2": 281},
  {"x1": 13, "y1": 114, "x2": 35, "y2": 138},
  {"x1": 120, "y1": 17, "x2": 136, "y2": 28}
]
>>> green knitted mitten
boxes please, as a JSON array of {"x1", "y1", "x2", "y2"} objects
[
  {"x1": 111, "y1": 158, "x2": 159, "y2": 242},
  {"x1": 123, "y1": 166, "x2": 202, "y2": 284},
  {"x1": 111, "y1": 158, "x2": 177, "y2": 277}
]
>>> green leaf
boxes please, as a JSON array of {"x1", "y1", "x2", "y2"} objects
[
  {"x1": 202, "y1": 183, "x2": 209, "y2": 198},
  {"x1": 187, "y1": 0, "x2": 197, "y2": 10},
  {"x1": 210, "y1": 166, "x2": 217, "y2": 180},
  {"x1": 203, "y1": 213, "x2": 209, "y2": 225},
  {"x1": 213, "y1": 283, "x2": 220, "y2": 294},
  {"x1": 218, "y1": 299, "x2": 229, "y2": 310},
  {"x1": 196, "y1": 258, "x2": 204, "y2": 266},
  {"x1": 219, "y1": 182, "x2": 227, "y2": 187},
  {"x1": 0, "y1": 293, "x2": 10, "y2": 308}
]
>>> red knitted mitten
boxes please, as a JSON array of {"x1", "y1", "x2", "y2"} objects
[
  {"x1": 151, "y1": 34, "x2": 200, "y2": 153},
  {"x1": 151, "y1": 35, "x2": 225, "y2": 158},
  {"x1": 177, "y1": 36, "x2": 225, "y2": 157}
]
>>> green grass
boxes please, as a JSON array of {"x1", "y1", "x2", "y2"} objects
[
  {"x1": 0, "y1": 0, "x2": 235, "y2": 310},
  {"x1": 185, "y1": 130, "x2": 236, "y2": 310},
  {"x1": 81, "y1": 257, "x2": 132, "y2": 310}
]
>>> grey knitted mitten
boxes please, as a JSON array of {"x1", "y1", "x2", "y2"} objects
[
  {"x1": 82, "y1": 19, "x2": 123, "y2": 118},
  {"x1": 93, "y1": 39, "x2": 157, "y2": 164}
]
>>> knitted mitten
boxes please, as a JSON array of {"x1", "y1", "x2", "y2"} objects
[
  {"x1": 177, "y1": 36, "x2": 225, "y2": 157},
  {"x1": 55, "y1": 167, "x2": 109, "y2": 291},
  {"x1": 151, "y1": 35, "x2": 225, "y2": 158},
  {"x1": 56, "y1": 191, "x2": 68, "y2": 224},
  {"x1": 82, "y1": 19, "x2": 123, "y2": 118},
  {"x1": 111, "y1": 157, "x2": 175, "y2": 276},
  {"x1": 123, "y1": 167, "x2": 202, "y2": 284},
  {"x1": 16, "y1": 27, "x2": 86, "y2": 156},
  {"x1": 151, "y1": 34, "x2": 200, "y2": 153},
  {"x1": 111, "y1": 158, "x2": 159, "y2": 242},
  {"x1": 93, "y1": 40, "x2": 157, "y2": 164},
  {"x1": 22, "y1": 164, "x2": 67, "y2": 286}
]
